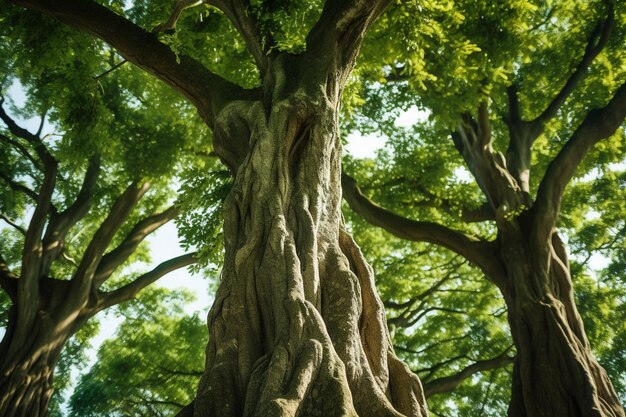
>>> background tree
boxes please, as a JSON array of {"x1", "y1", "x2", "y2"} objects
[
  {"x1": 0, "y1": 98, "x2": 197, "y2": 416},
  {"x1": 341, "y1": 0, "x2": 626, "y2": 415}
]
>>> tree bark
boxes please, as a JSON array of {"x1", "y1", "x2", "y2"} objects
[
  {"x1": 191, "y1": 73, "x2": 427, "y2": 417},
  {"x1": 0, "y1": 303, "x2": 87, "y2": 417},
  {"x1": 497, "y1": 220, "x2": 624, "y2": 417}
]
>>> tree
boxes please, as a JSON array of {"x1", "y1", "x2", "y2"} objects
[
  {"x1": 5, "y1": 1, "x2": 428, "y2": 417},
  {"x1": 0, "y1": 98, "x2": 197, "y2": 415},
  {"x1": 340, "y1": 1, "x2": 626, "y2": 416}
]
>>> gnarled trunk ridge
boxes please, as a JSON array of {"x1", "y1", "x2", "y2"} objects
[
  {"x1": 0, "y1": 304, "x2": 88, "y2": 417},
  {"x1": 191, "y1": 89, "x2": 427, "y2": 417}
]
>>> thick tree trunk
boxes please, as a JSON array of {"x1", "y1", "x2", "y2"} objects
[
  {"x1": 497, "y1": 225, "x2": 624, "y2": 417},
  {"x1": 0, "y1": 306, "x2": 76, "y2": 417},
  {"x1": 191, "y1": 90, "x2": 427, "y2": 417}
]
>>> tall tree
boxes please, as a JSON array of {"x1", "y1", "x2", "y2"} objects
[
  {"x1": 5, "y1": 1, "x2": 428, "y2": 416},
  {"x1": 341, "y1": 1, "x2": 626, "y2": 416}
]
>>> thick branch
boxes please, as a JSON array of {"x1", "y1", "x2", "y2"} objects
[
  {"x1": 423, "y1": 352, "x2": 515, "y2": 397},
  {"x1": 16, "y1": 149, "x2": 57, "y2": 321},
  {"x1": 41, "y1": 155, "x2": 101, "y2": 274},
  {"x1": 93, "y1": 205, "x2": 179, "y2": 287},
  {"x1": 342, "y1": 172, "x2": 504, "y2": 281},
  {"x1": 305, "y1": 0, "x2": 392, "y2": 82},
  {"x1": 8, "y1": 0, "x2": 247, "y2": 125},
  {"x1": 69, "y1": 181, "x2": 150, "y2": 302},
  {"x1": 505, "y1": 5, "x2": 614, "y2": 192},
  {"x1": 98, "y1": 252, "x2": 196, "y2": 309},
  {"x1": 533, "y1": 82, "x2": 626, "y2": 239}
]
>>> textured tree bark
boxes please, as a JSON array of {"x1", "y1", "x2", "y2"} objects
[
  {"x1": 497, "y1": 222, "x2": 624, "y2": 417},
  {"x1": 0, "y1": 304, "x2": 84, "y2": 417},
  {"x1": 191, "y1": 79, "x2": 427, "y2": 417}
]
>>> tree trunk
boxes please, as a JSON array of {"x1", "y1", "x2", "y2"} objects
[
  {"x1": 192, "y1": 86, "x2": 427, "y2": 417},
  {"x1": 497, "y1": 223, "x2": 624, "y2": 417},
  {"x1": 0, "y1": 305, "x2": 76, "y2": 417}
]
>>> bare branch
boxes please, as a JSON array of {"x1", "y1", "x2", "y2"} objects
[
  {"x1": 93, "y1": 205, "x2": 180, "y2": 287},
  {"x1": 156, "y1": 364, "x2": 204, "y2": 377},
  {"x1": 98, "y1": 252, "x2": 197, "y2": 309},
  {"x1": 533, "y1": 82, "x2": 626, "y2": 240},
  {"x1": 423, "y1": 351, "x2": 515, "y2": 397},
  {"x1": 342, "y1": 172, "x2": 505, "y2": 282},
  {"x1": 8, "y1": 0, "x2": 250, "y2": 125},
  {"x1": 94, "y1": 59, "x2": 128, "y2": 79},
  {"x1": 69, "y1": 182, "x2": 151, "y2": 301},
  {"x1": 35, "y1": 110, "x2": 47, "y2": 137}
]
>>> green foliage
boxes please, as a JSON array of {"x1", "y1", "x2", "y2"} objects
[
  {"x1": 342, "y1": 1, "x2": 626, "y2": 412},
  {"x1": 3, "y1": 0, "x2": 626, "y2": 415},
  {"x1": 176, "y1": 165, "x2": 232, "y2": 278},
  {"x1": 68, "y1": 288, "x2": 206, "y2": 417}
]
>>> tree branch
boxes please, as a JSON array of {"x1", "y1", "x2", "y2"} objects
[
  {"x1": 40, "y1": 155, "x2": 101, "y2": 274},
  {"x1": 368, "y1": 176, "x2": 495, "y2": 223},
  {"x1": 532, "y1": 4, "x2": 614, "y2": 130},
  {"x1": 0, "y1": 132, "x2": 40, "y2": 170},
  {"x1": 505, "y1": 4, "x2": 614, "y2": 192},
  {"x1": 533, "y1": 82, "x2": 626, "y2": 240},
  {"x1": 17, "y1": 148, "x2": 57, "y2": 320},
  {"x1": 93, "y1": 205, "x2": 179, "y2": 287},
  {"x1": 423, "y1": 351, "x2": 515, "y2": 397},
  {"x1": 0, "y1": 98, "x2": 56, "y2": 171},
  {"x1": 0, "y1": 171, "x2": 39, "y2": 202},
  {"x1": 8, "y1": 0, "x2": 249, "y2": 125},
  {"x1": 207, "y1": 0, "x2": 270, "y2": 75},
  {"x1": 305, "y1": 0, "x2": 392, "y2": 86},
  {"x1": 342, "y1": 172, "x2": 505, "y2": 282},
  {"x1": 0, "y1": 214, "x2": 26, "y2": 236},
  {"x1": 69, "y1": 181, "x2": 151, "y2": 302},
  {"x1": 98, "y1": 252, "x2": 197, "y2": 309}
]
